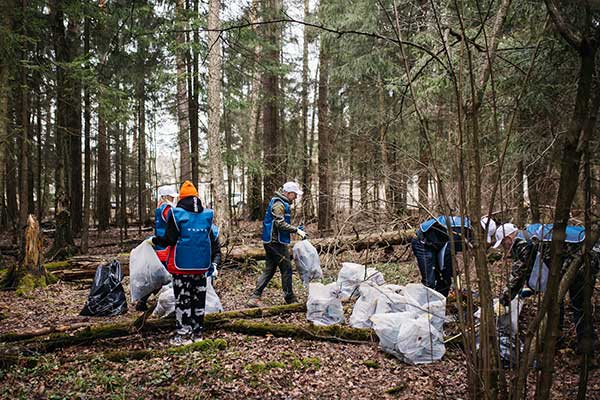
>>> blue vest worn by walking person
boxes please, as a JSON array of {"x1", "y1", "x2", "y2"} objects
[
  {"x1": 171, "y1": 207, "x2": 214, "y2": 272},
  {"x1": 154, "y1": 203, "x2": 172, "y2": 252},
  {"x1": 262, "y1": 197, "x2": 291, "y2": 244}
]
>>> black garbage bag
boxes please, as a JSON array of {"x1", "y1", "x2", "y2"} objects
[{"x1": 80, "y1": 260, "x2": 128, "y2": 316}]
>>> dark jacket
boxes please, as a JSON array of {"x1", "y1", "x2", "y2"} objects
[{"x1": 152, "y1": 196, "x2": 222, "y2": 268}]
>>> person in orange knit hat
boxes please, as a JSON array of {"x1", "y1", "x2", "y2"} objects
[{"x1": 150, "y1": 180, "x2": 221, "y2": 345}]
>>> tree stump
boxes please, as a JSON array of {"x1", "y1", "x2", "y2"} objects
[{"x1": 1, "y1": 215, "x2": 49, "y2": 295}]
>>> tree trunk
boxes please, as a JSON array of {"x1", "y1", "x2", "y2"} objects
[
  {"x1": 1, "y1": 215, "x2": 48, "y2": 294},
  {"x1": 17, "y1": 12, "x2": 29, "y2": 228},
  {"x1": 535, "y1": 41, "x2": 598, "y2": 400},
  {"x1": 515, "y1": 159, "x2": 526, "y2": 226},
  {"x1": 207, "y1": 0, "x2": 230, "y2": 231},
  {"x1": 300, "y1": 0, "x2": 313, "y2": 219},
  {"x1": 67, "y1": 19, "x2": 82, "y2": 236},
  {"x1": 246, "y1": 1, "x2": 263, "y2": 221},
  {"x1": 262, "y1": 0, "x2": 283, "y2": 205},
  {"x1": 96, "y1": 113, "x2": 111, "y2": 230},
  {"x1": 81, "y1": 16, "x2": 91, "y2": 253},
  {"x1": 189, "y1": 0, "x2": 200, "y2": 188},
  {"x1": 176, "y1": 0, "x2": 191, "y2": 182},
  {"x1": 49, "y1": 0, "x2": 76, "y2": 258},
  {"x1": 317, "y1": 25, "x2": 332, "y2": 234}
]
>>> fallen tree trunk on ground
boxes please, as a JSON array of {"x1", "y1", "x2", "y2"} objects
[
  {"x1": 45, "y1": 229, "x2": 417, "y2": 280},
  {"x1": 0, "y1": 302, "x2": 307, "y2": 344}
]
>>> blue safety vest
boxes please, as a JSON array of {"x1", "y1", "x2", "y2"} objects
[
  {"x1": 154, "y1": 203, "x2": 172, "y2": 251},
  {"x1": 519, "y1": 223, "x2": 585, "y2": 244},
  {"x1": 211, "y1": 224, "x2": 219, "y2": 240},
  {"x1": 171, "y1": 207, "x2": 214, "y2": 272},
  {"x1": 419, "y1": 216, "x2": 472, "y2": 233},
  {"x1": 262, "y1": 197, "x2": 291, "y2": 244}
]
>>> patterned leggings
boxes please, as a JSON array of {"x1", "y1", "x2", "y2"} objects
[{"x1": 173, "y1": 274, "x2": 207, "y2": 336}]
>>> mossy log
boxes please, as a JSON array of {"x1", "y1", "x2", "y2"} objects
[
  {"x1": 1, "y1": 303, "x2": 307, "y2": 350},
  {"x1": 218, "y1": 320, "x2": 377, "y2": 344},
  {"x1": 45, "y1": 229, "x2": 417, "y2": 279}
]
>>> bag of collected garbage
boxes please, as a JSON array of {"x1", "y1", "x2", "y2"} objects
[
  {"x1": 349, "y1": 282, "x2": 380, "y2": 328},
  {"x1": 371, "y1": 311, "x2": 445, "y2": 365},
  {"x1": 129, "y1": 241, "x2": 172, "y2": 302},
  {"x1": 496, "y1": 297, "x2": 523, "y2": 337},
  {"x1": 374, "y1": 284, "x2": 408, "y2": 315},
  {"x1": 528, "y1": 252, "x2": 549, "y2": 292},
  {"x1": 403, "y1": 283, "x2": 446, "y2": 331},
  {"x1": 337, "y1": 262, "x2": 385, "y2": 300},
  {"x1": 292, "y1": 240, "x2": 323, "y2": 286},
  {"x1": 152, "y1": 278, "x2": 223, "y2": 318},
  {"x1": 80, "y1": 260, "x2": 128, "y2": 317},
  {"x1": 306, "y1": 282, "x2": 345, "y2": 326}
]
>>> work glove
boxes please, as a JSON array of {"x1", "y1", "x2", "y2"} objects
[
  {"x1": 145, "y1": 237, "x2": 155, "y2": 248},
  {"x1": 296, "y1": 228, "x2": 307, "y2": 240},
  {"x1": 207, "y1": 263, "x2": 218, "y2": 279}
]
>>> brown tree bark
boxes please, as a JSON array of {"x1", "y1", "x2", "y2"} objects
[
  {"x1": 175, "y1": 0, "x2": 191, "y2": 183},
  {"x1": 262, "y1": 0, "x2": 283, "y2": 205},
  {"x1": 96, "y1": 113, "x2": 111, "y2": 230},
  {"x1": 534, "y1": 3, "x2": 600, "y2": 398},
  {"x1": 81, "y1": 16, "x2": 91, "y2": 253},
  {"x1": 207, "y1": 0, "x2": 230, "y2": 231},
  {"x1": 317, "y1": 22, "x2": 332, "y2": 234}
]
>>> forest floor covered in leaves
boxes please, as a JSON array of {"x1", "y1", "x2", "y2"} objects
[{"x1": 1, "y1": 228, "x2": 600, "y2": 399}]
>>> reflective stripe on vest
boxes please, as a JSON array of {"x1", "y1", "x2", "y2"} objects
[
  {"x1": 171, "y1": 207, "x2": 214, "y2": 271},
  {"x1": 261, "y1": 197, "x2": 291, "y2": 244}
]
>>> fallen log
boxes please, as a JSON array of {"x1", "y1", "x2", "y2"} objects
[
  {"x1": 45, "y1": 229, "x2": 417, "y2": 280},
  {"x1": 219, "y1": 320, "x2": 376, "y2": 344},
  {"x1": 0, "y1": 302, "x2": 307, "y2": 345}
]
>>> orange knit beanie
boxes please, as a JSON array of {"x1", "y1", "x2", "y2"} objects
[{"x1": 179, "y1": 180, "x2": 199, "y2": 199}]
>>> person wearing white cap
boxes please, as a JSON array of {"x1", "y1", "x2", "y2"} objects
[
  {"x1": 248, "y1": 181, "x2": 306, "y2": 307},
  {"x1": 480, "y1": 216, "x2": 498, "y2": 247},
  {"x1": 135, "y1": 185, "x2": 178, "y2": 311}
]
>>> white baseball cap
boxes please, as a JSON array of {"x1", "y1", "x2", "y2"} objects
[
  {"x1": 492, "y1": 223, "x2": 519, "y2": 249},
  {"x1": 480, "y1": 216, "x2": 497, "y2": 244},
  {"x1": 282, "y1": 181, "x2": 303, "y2": 196},
  {"x1": 158, "y1": 186, "x2": 178, "y2": 198}
]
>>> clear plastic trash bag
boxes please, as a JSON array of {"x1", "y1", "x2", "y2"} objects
[
  {"x1": 129, "y1": 241, "x2": 172, "y2": 302},
  {"x1": 152, "y1": 278, "x2": 223, "y2": 318},
  {"x1": 402, "y1": 283, "x2": 446, "y2": 332},
  {"x1": 292, "y1": 240, "x2": 323, "y2": 286},
  {"x1": 371, "y1": 311, "x2": 445, "y2": 365},
  {"x1": 306, "y1": 282, "x2": 345, "y2": 326},
  {"x1": 337, "y1": 262, "x2": 385, "y2": 300}
]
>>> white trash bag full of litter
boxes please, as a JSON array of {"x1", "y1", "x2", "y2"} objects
[
  {"x1": 402, "y1": 283, "x2": 446, "y2": 332},
  {"x1": 152, "y1": 278, "x2": 223, "y2": 318},
  {"x1": 371, "y1": 311, "x2": 446, "y2": 365},
  {"x1": 292, "y1": 240, "x2": 323, "y2": 286},
  {"x1": 129, "y1": 241, "x2": 172, "y2": 302},
  {"x1": 337, "y1": 262, "x2": 385, "y2": 300},
  {"x1": 373, "y1": 284, "x2": 408, "y2": 315},
  {"x1": 306, "y1": 282, "x2": 345, "y2": 326},
  {"x1": 349, "y1": 282, "x2": 380, "y2": 328}
]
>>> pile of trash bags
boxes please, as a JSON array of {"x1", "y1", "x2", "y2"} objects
[
  {"x1": 292, "y1": 240, "x2": 323, "y2": 286},
  {"x1": 153, "y1": 278, "x2": 223, "y2": 318},
  {"x1": 80, "y1": 260, "x2": 128, "y2": 317},
  {"x1": 305, "y1": 261, "x2": 446, "y2": 364}
]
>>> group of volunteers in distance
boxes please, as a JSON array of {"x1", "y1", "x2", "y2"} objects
[
  {"x1": 143, "y1": 178, "x2": 600, "y2": 354},
  {"x1": 144, "y1": 180, "x2": 306, "y2": 346}
]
